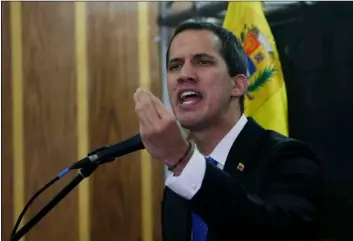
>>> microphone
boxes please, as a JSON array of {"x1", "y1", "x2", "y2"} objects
[{"x1": 70, "y1": 133, "x2": 145, "y2": 170}]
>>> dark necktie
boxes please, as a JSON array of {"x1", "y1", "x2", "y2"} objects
[{"x1": 191, "y1": 156, "x2": 217, "y2": 241}]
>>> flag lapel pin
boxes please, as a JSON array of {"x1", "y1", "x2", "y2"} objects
[{"x1": 237, "y1": 162, "x2": 245, "y2": 172}]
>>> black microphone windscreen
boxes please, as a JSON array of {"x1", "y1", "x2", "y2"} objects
[
  {"x1": 70, "y1": 133, "x2": 145, "y2": 169},
  {"x1": 102, "y1": 133, "x2": 145, "y2": 160}
]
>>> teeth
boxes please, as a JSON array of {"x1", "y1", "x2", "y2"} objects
[
  {"x1": 183, "y1": 100, "x2": 194, "y2": 105},
  {"x1": 181, "y1": 91, "x2": 197, "y2": 99}
]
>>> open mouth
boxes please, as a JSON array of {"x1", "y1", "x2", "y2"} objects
[{"x1": 178, "y1": 90, "x2": 203, "y2": 105}]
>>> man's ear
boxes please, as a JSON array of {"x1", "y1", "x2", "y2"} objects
[{"x1": 231, "y1": 74, "x2": 248, "y2": 98}]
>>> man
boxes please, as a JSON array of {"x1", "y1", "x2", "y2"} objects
[{"x1": 134, "y1": 21, "x2": 321, "y2": 241}]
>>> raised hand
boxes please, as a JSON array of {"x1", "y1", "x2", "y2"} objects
[{"x1": 133, "y1": 88, "x2": 191, "y2": 168}]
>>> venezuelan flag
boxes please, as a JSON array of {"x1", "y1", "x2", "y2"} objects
[{"x1": 223, "y1": 2, "x2": 289, "y2": 136}]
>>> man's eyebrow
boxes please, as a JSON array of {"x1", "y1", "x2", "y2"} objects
[
  {"x1": 168, "y1": 53, "x2": 215, "y2": 64},
  {"x1": 168, "y1": 57, "x2": 181, "y2": 65},
  {"x1": 194, "y1": 53, "x2": 215, "y2": 59}
]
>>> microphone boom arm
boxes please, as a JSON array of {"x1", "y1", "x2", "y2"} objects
[{"x1": 11, "y1": 163, "x2": 98, "y2": 241}]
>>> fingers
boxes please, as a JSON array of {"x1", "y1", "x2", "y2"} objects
[
  {"x1": 148, "y1": 91, "x2": 171, "y2": 120},
  {"x1": 134, "y1": 88, "x2": 160, "y2": 131},
  {"x1": 144, "y1": 90, "x2": 162, "y2": 119},
  {"x1": 134, "y1": 89, "x2": 153, "y2": 129}
]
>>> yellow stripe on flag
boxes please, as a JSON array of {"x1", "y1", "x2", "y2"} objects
[{"x1": 223, "y1": 2, "x2": 288, "y2": 136}]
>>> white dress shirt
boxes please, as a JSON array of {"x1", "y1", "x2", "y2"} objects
[{"x1": 165, "y1": 114, "x2": 248, "y2": 200}]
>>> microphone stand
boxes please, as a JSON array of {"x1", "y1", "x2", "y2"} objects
[{"x1": 11, "y1": 163, "x2": 98, "y2": 241}]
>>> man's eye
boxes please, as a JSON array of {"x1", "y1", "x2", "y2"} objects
[
  {"x1": 168, "y1": 64, "x2": 181, "y2": 71},
  {"x1": 199, "y1": 60, "x2": 210, "y2": 65}
]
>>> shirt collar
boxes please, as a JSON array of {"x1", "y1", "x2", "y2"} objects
[{"x1": 208, "y1": 114, "x2": 248, "y2": 166}]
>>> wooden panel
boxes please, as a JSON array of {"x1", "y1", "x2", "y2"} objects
[
  {"x1": 1, "y1": 2, "x2": 14, "y2": 240},
  {"x1": 2, "y1": 2, "x2": 164, "y2": 241},
  {"x1": 21, "y1": 3, "x2": 78, "y2": 241},
  {"x1": 74, "y1": 3, "x2": 90, "y2": 241},
  {"x1": 87, "y1": 2, "x2": 142, "y2": 241},
  {"x1": 148, "y1": 3, "x2": 164, "y2": 241}
]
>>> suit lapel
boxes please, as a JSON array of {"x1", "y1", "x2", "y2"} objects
[{"x1": 224, "y1": 118, "x2": 267, "y2": 188}]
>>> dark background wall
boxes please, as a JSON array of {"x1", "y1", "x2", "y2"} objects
[{"x1": 271, "y1": 2, "x2": 353, "y2": 240}]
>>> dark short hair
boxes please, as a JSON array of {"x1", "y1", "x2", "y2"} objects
[{"x1": 166, "y1": 21, "x2": 248, "y2": 113}]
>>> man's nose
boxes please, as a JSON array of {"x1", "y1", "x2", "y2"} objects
[{"x1": 178, "y1": 63, "x2": 197, "y2": 83}]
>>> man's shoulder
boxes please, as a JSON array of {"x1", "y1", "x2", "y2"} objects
[
  {"x1": 262, "y1": 129, "x2": 319, "y2": 165},
  {"x1": 238, "y1": 117, "x2": 319, "y2": 165},
  {"x1": 265, "y1": 129, "x2": 303, "y2": 148}
]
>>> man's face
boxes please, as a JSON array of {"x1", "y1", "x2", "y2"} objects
[{"x1": 167, "y1": 29, "x2": 238, "y2": 130}]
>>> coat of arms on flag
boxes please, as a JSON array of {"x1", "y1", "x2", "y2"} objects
[{"x1": 240, "y1": 24, "x2": 281, "y2": 113}]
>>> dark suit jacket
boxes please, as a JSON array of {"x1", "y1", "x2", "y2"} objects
[{"x1": 161, "y1": 118, "x2": 322, "y2": 241}]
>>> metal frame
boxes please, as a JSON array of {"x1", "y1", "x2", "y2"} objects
[
  {"x1": 157, "y1": 2, "x2": 316, "y2": 28},
  {"x1": 159, "y1": 2, "x2": 172, "y2": 112}
]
